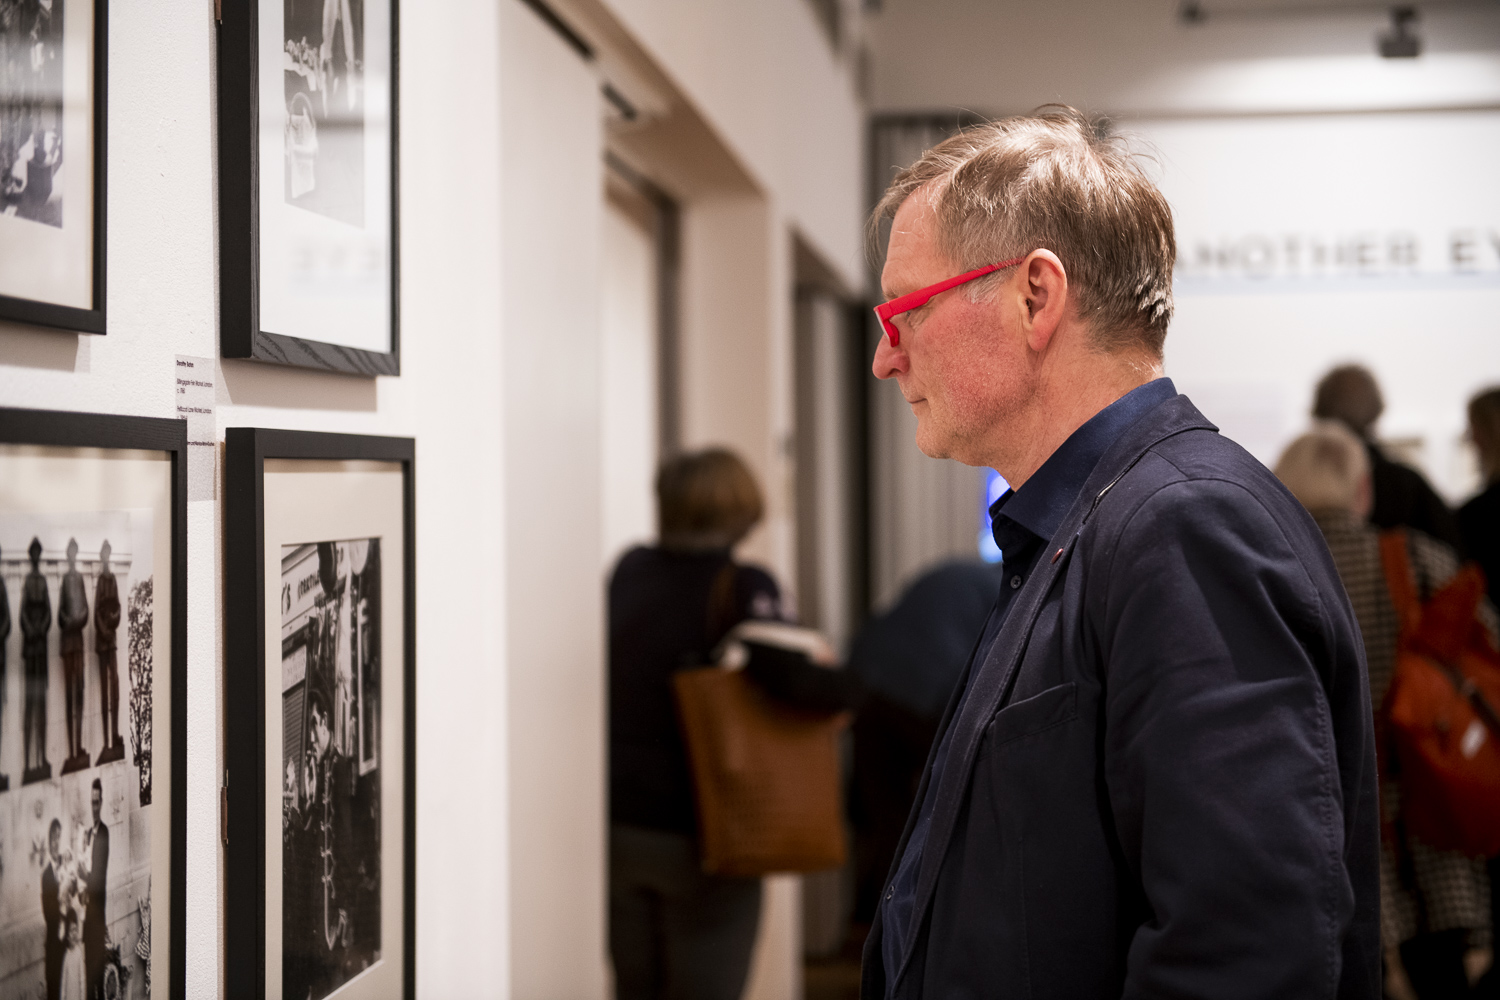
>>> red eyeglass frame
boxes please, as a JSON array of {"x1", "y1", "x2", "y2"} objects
[{"x1": 874, "y1": 256, "x2": 1027, "y2": 347}]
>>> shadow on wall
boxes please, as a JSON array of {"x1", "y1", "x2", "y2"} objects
[
  {"x1": 0, "y1": 322, "x2": 83, "y2": 372},
  {"x1": 220, "y1": 358, "x2": 378, "y2": 411}
]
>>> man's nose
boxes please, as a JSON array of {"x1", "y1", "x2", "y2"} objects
[{"x1": 872, "y1": 331, "x2": 907, "y2": 380}]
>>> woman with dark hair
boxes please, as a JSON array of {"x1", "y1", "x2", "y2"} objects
[{"x1": 606, "y1": 448, "x2": 785, "y2": 1000}]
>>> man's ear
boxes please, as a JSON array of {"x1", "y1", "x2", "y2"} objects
[{"x1": 1018, "y1": 250, "x2": 1068, "y2": 352}]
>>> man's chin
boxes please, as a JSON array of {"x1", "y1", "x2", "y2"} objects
[{"x1": 913, "y1": 424, "x2": 952, "y2": 460}]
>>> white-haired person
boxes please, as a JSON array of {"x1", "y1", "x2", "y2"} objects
[{"x1": 1276, "y1": 420, "x2": 1496, "y2": 1000}]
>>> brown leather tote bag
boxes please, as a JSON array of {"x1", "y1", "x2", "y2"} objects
[{"x1": 673, "y1": 620, "x2": 849, "y2": 877}]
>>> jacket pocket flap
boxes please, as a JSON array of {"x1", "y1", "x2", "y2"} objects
[{"x1": 984, "y1": 681, "x2": 1078, "y2": 751}]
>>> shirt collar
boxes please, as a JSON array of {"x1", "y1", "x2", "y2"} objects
[{"x1": 991, "y1": 377, "x2": 1177, "y2": 547}]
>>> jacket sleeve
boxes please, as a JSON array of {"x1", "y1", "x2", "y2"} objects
[
  {"x1": 743, "y1": 641, "x2": 864, "y2": 712},
  {"x1": 1098, "y1": 478, "x2": 1358, "y2": 999}
]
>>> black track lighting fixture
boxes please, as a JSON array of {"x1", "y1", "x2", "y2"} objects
[
  {"x1": 1178, "y1": 1, "x2": 1454, "y2": 59},
  {"x1": 1378, "y1": 6, "x2": 1423, "y2": 57}
]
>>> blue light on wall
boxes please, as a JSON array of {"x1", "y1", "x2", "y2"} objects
[{"x1": 978, "y1": 468, "x2": 1009, "y2": 564}]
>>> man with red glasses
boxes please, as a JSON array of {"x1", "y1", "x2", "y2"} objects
[{"x1": 863, "y1": 110, "x2": 1379, "y2": 1000}]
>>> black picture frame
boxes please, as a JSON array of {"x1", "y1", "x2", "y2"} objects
[
  {"x1": 0, "y1": 2, "x2": 108, "y2": 334},
  {"x1": 216, "y1": 1, "x2": 401, "y2": 376},
  {"x1": 223, "y1": 428, "x2": 415, "y2": 1000},
  {"x1": 0, "y1": 407, "x2": 187, "y2": 998}
]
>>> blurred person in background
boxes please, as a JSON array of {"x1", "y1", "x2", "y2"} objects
[
  {"x1": 1461, "y1": 386, "x2": 1500, "y2": 1000},
  {"x1": 1276, "y1": 421, "x2": 1495, "y2": 1000},
  {"x1": 606, "y1": 448, "x2": 784, "y2": 1000},
  {"x1": 845, "y1": 559, "x2": 1003, "y2": 924},
  {"x1": 1314, "y1": 364, "x2": 1464, "y2": 551}
]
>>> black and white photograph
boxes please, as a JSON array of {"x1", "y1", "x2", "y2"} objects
[
  {"x1": 217, "y1": 0, "x2": 397, "y2": 374},
  {"x1": 1, "y1": 0, "x2": 65, "y2": 228},
  {"x1": 0, "y1": 511, "x2": 156, "y2": 1000},
  {"x1": 223, "y1": 429, "x2": 412, "y2": 1000},
  {"x1": 281, "y1": 537, "x2": 382, "y2": 1000},
  {"x1": 0, "y1": 0, "x2": 104, "y2": 332},
  {"x1": 0, "y1": 411, "x2": 186, "y2": 1000},
  {"x1": 284, "y1": 0, "x2": 365, "y2": 228}
]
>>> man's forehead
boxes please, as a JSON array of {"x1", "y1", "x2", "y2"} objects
[
  {"x1": 882, "y1": 192, "x2": 946, "y2": 295},
  {"x1": 889, "y1": 188, "x2": 937, "y2": 249}
]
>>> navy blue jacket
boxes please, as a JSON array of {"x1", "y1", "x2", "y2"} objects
[{"x1": 862, "y1": 393, "x2": 1381, "y2": 1000}]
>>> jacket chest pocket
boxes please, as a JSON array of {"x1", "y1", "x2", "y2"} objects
[{"x1": 977, "y1": 681, "x2": 1078, "y2": 759}]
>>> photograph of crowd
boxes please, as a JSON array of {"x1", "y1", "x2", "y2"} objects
[
  {"x1": 0, "y1": 0, "x2": 65, "y2": 228},
  {"x1": 0, "y1": 511, "x2": 155, "y2": 1000},
  {"x1": 283, "y1": 0, "x2": 365, "y2": 228},
  {"x1": 282, "y1": 537, "x2": 382, "y2": 1000}
]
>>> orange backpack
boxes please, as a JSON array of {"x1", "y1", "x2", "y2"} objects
[{"x1": 1378, "y1": 530, "x2": 1500, "y2": 858}]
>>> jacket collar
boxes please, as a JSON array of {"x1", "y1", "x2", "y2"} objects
[
  {"x1": 995, "y1": 378, "x2": 1179, "y2": 547},
  {"x1": 889, "y1": 391, "x2": 1218, "y2": 993}
]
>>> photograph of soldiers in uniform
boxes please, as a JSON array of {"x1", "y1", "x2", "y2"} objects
[
  {"x1": 281, "y1": 538, "x2": 381, "y2": 1000},
  {"x1": 0, "y1": 510, "x2": 156, "y2": 1000},
  {"x1": 283, "y1": 0, "x2": 365, "y2": 228},
  {"x1": 0, "y1": 0, "x2": 65, "y2": 227}
]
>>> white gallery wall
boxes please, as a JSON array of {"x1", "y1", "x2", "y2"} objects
[
  {"x1": 1133, "y1": 110, "x2": 1500, "y2": 499},
  {"x1": 500, "y1": 1, "x2": 609, "y2": 994},
  {"x1": 0, "y1": 1, "x2": 512, "y2": 997},
  {"x1": 601, "y1": 199, "x2": 660, "y2": 568},
  {"x1": 601, "y1": 0, "x2": 866, "y2": 283},
  {"x1": 572, "y1": 0, "x2": 868, "y2": 992}
]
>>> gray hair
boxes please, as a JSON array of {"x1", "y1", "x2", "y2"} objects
[
  {"x1": 1274, "y1": 421, "x2": 1370, "y2": 514},
  {"x1": 870, "y1": 107, "x2": 1176, "y2": 356}
]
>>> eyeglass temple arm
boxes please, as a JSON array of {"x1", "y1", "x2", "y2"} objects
[{"x1": 874, "y1": 258, "x2": 1026, "y2": 346}]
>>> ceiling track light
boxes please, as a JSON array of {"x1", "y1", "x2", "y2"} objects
[
  {"x1": 1378, "y1": 5, "x2": 1422, "y2": 56},
  {"x1": 1177, "y1": 1, "x2": 1469, "y2": 57},
  {"x1": 1180, "y1": 0, "x2": 1494, "y2": 19}
]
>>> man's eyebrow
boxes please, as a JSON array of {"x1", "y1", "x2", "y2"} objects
[{"x1": 880, "y1": 275, "x2": 912, "y2": 301}]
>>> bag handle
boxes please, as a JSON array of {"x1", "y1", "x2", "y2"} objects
[{"x1": 1378, "y1": 529, "x2": 1421, "y2": 636}]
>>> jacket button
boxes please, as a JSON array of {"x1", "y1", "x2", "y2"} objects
[{"x1": 1010, "y1": 575, "x2": 1022, "y2": 589}]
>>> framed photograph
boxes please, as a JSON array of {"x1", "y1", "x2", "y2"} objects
[
  {"x1": 0, "y1": 1, "x2": 108, "y2": 333},
  {"x1": 0, "y1": 408, "x2": 187, "y2": 999},
  {"x1": 224, "y1": 429, "x2": 414, "y2": 1000},
  {"x1": 217, "y1": 1, "x2": 400, "y2": 375}
]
